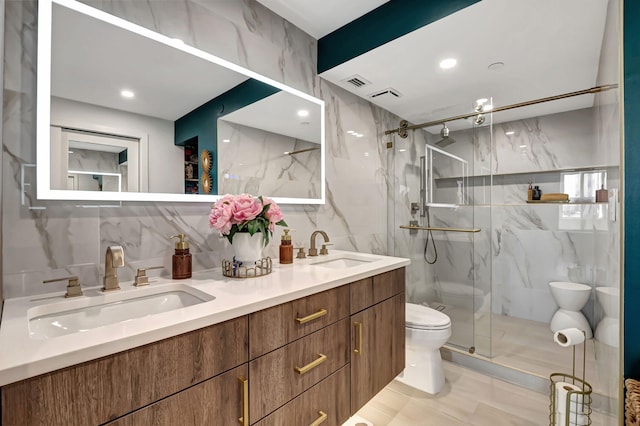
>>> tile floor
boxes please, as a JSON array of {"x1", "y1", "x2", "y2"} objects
[
  {"x1": 489, "y1": 314, "x2": 617, "y2": 398},
  {"x1": 346, "y1": 361, "x2": 616, "y2": 425}
]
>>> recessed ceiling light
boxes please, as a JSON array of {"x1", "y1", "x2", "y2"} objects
[
  {"x1": 364, "y1": 152, "x2": 369, "y2": 157},
  {"x1": 505, "y1": 131, "x2": 515, "y2": 136},
  {"x1": 355, "y1": 134, "x2": 364, "y2": 138},
  {"x1": 488, "y1": 62, "x2": 504, "y2": 70},
  {"x1": 439, "y1": 58, "x2": 457, "y2": 69},
  {"x1": 398, "y1": 149, "x2": 407, "y2": 152},
  {"x1": 347, "y1": 130, "x2": 355, "y2": 134},
  {"x1": 297, "y1": 109, "x2": 309, "y2": 117},
  {"x1": 121, "y1": 90, "x2": 134, "y2": 98},
  {"x1": 519, "y1": 145, "x2": 527, "y2": 148},
  {"x1": 223, "y1": 139, "x2": 230, "y2": 143}
]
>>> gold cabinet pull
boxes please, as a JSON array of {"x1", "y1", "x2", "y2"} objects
[
  {"x1": 295, "y1": 353, "x2": 327, "y2": 375},
  {"x1": 295, "y1": 308, "x2": 328, "y2": 324},
  {"x1": 353, "y1": 322, "x2": 363, "y2": 355},
  {"x1": 238, "y1": 377, "x2": 248, "y2": 426},
  {"x1": 309, "y1": 410, "x2": 328, "y2": 426}
]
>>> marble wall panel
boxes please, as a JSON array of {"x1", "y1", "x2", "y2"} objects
[{"x1": 217, "y1": 121, "x2": 320, "y2": 199}]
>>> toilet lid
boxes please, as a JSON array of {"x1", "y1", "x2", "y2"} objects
[{"x1": 406, "y1": 303, "x2": 451, "y2": 330}]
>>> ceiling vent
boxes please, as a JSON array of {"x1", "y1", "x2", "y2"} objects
[
  {"x1": 369, "y1": 88, "x2": 402, "y2": 100},
  {"x1": 343, "y1": 74, "x2": 371, "y2": 88}
]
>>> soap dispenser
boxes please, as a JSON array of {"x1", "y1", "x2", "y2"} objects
[
  {"x1": 279, "y1": 229, "x2": 293, "y2": 264},
  {"x1": 170, "y1": 234, "x2": 192, "y2": 279}
]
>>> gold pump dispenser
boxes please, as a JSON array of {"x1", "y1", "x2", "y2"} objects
[{"x1": 170, "y1": 234, "x2": 192, "y2": 279}]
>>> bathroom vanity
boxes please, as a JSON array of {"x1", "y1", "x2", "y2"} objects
[{"x1": 0, "y1": 251, "x2": 408, "y2": 425}]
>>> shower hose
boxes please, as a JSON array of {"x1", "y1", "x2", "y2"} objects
[{"x1": 423, "y1": 208, "x2": 437, "y2": 264}]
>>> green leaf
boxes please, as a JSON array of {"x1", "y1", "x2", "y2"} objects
[{"x1": 276, "y1": 219, "x2": 288, "y2": 227}]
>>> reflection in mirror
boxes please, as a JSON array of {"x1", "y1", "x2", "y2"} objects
[
  {"x1": 37, "y1": 0, "x2": 325, "y2": 203},
  {"x1": 51, "y1": 127, "x2": 141, "y2": 193}
]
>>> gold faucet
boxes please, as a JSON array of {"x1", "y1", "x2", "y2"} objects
[
  {"x1": 308, "y1": 230, "x2": 330, "y2": 256},
  {"x1": 103, "y1": 245, "x2": 124, "y2": 292}
]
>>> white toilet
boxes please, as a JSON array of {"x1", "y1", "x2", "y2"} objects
[
  {"x1": 549, "y1": 281, "x2": 593, "y2": 339},
  {"x1": 595, "y1": 286, "x2": 619, "y2": 347},
  {"x1": 396, "y1": 303, "x2": 452, "y2": 394}
]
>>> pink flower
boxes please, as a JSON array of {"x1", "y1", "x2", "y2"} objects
[
  {"x1": 263, "y1": 196, "x2": 284, "y2": 231},
  {"x1": 232, "y1": 194, "x2": 262, "y2": 224},
  {"x1": 209, "y1": 199, "x2": 234, "y2": 234}
]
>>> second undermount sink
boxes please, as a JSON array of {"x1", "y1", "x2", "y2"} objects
[
  {"x1": 310, "y1": 253, "x2": 376, "y2": 269},
  {"x1": 28, "y1": 283, "x2": 214, "y2": 339}
]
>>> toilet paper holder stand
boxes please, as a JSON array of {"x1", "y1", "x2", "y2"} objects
[{"x1": 549, "y1": 330, "x2": 593, "y2": 425}]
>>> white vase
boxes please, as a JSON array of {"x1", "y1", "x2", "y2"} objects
[{"x1": 233, "y1": 232, "x2": 264, "y2": 265}]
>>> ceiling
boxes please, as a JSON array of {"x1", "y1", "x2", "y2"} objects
[
  {"x1": 256, "y1": 0, "x2": 388, "y2": 39},
  {"x1": 259, "y1": 0, "x2": 611, "y2": 133}
]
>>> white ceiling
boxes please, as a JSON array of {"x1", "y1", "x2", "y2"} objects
[
  {"x1": 256, "y1": 0, "x2": 388, "y2": 39},
  {"x1": 259, "y1": 0, "x2": 610, "y2": 133}
]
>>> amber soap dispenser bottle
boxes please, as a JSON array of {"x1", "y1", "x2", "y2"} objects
[
  {"x1": 279, "y1": 229, "x2": 293, "y2": 264},
  {"x1": 170, "y1": 233, "x2": 192, "y2": 279}
]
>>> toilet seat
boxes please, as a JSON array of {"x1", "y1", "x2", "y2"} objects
[{"x1": 406, "y1": 303, "x2": 451, "y2": 330}]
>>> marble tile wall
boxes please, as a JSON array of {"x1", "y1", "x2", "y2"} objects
[
  {"x1": 217, "y1": 121, "x2": 320, "y2": 199},
  {"x1": 2, "y1": 0, "x2": 398, "y2": 299}
]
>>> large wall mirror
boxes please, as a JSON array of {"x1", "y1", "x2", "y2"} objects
[{"x1": 37, "y1": 0, "x2": 325, "y2": 204}]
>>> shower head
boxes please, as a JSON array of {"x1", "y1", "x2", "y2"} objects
[{"x1": 435, "y1": 123, "x2": 456, "y2": 147}]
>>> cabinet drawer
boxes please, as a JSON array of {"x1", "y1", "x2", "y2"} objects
[
  {"x1": 254, "y1": 365, "x2": 350, "y2": 426},
  {"x1": 249, "y1": 285, "x2": 349, "y2": 359},
  {"x1": 1, "y1": 316, "x2": 248, "y2": 425},
  {"x1": 249, "y1": 318, "x2": 350, "y2": 424},
  {"x1": 350, "y1": 267, "x2": 405, "y2": 314},
  {"x1": 105, "y1": 365, "x2": 248, "y2": 426}
]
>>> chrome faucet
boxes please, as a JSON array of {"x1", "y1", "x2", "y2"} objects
[
  {"x1": 103, "y1": 245, "x2": 125, "y2": 292},
  {"x1": 308, "y1": 230, "x2": 330, "y2": 256}
]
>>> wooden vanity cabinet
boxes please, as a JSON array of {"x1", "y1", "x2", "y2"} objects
[
  {"x1": 105, "y1": 365, "x2": 248, "y2": 426},
  {"x1": 1, "y1": 267, "x2": 405, "y2": 426},
  {"x1": 350, "y1": 268, "x2": 405, "y2": 414},
  {"x1": 253, "y1": 365, "x2": 351, "y2": 426},
  {"x1": 0, "y1": 316, "x2": 248, "y2": 426}
]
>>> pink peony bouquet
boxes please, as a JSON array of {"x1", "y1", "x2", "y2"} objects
[{"x1": 209, "y1": 194, "x2": 287, "y2": 246}]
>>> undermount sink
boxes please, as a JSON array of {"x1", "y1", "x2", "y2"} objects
[
  {"x1": 28, "y1": 283, "x2": 214, "y2": 339},
  {"x1": 310, "y1": 254, "x2": 376, "y2": 269}
]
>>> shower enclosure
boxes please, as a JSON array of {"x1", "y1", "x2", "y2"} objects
[{"x1": 389, "y1": 88, "x2": 621, "y2": 418}]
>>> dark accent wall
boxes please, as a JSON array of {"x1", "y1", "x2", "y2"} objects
[
  {"x1": 317, "y1": 0, "x2": 480, "y2": 73},
  {"x1": 625, "y1": 0, "x2": 640, "y2": 379},
  {"x1": 174, "y1": 79, "x2": 279, "y2": 194}
]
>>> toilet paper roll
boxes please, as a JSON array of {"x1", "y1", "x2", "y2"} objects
[
  {"x1": 555, "y1": 381, "x2": 587, "y2": 414},
  {"x1": 554, "y1": 328, "x2": 586, "y2": 347}
]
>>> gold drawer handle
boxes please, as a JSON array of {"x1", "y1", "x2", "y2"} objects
[
  {"x1": 354, "y1": 321, "x2": 362, "y2": 355},
  {"x1": 310, "y1": 410, "x2": 328, "y2": 426},
  {"x1": 295, "y1": 353, "x2": 327, "y2": 375},
  {"x1": 238, "y1": 377, "x2": 248, "y2": 426},
  {"x1": 296, "y1": 308, "x2": 328, "y2": 324}
]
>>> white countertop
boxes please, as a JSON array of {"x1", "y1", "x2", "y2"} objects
[{"x1": 0, "y1": 250, "x2": 409, "y2": 387}]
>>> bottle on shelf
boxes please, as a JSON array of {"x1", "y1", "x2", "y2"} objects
[
  {"x1": 527, "y1": 182, "x2": 533, "y2": 201},
  {"x1": 532, "y1": 185, "x2": 542, "y2": 200}
]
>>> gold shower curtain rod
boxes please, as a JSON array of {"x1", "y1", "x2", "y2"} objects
[
  {"x1": 285, "y1": 147, "x2": 320, "y2": 155},
  {"x1": 384, "y1": 83, "x2": 619, "y2": 137}
]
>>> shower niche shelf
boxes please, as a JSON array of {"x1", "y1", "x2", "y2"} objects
[{"x1": 433, "y1": 164, "x2": 618, "y2": 182}]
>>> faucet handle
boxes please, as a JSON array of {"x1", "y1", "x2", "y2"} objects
[
  {"x1": 295, "y1": 247, "x2": 306, "y2": 259},
  {"x1": 43, "y1": 276, "x2": 83, "y2": 298},
  {"x1": 134, "y1": 266, "x2": 164, "y2": 287},
  {"x1": 308, "y1": 247, "x2": 318, "y2": 257},
  {"x1": 319, "y1": 243, "x2": 334, "y2": 255}
]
